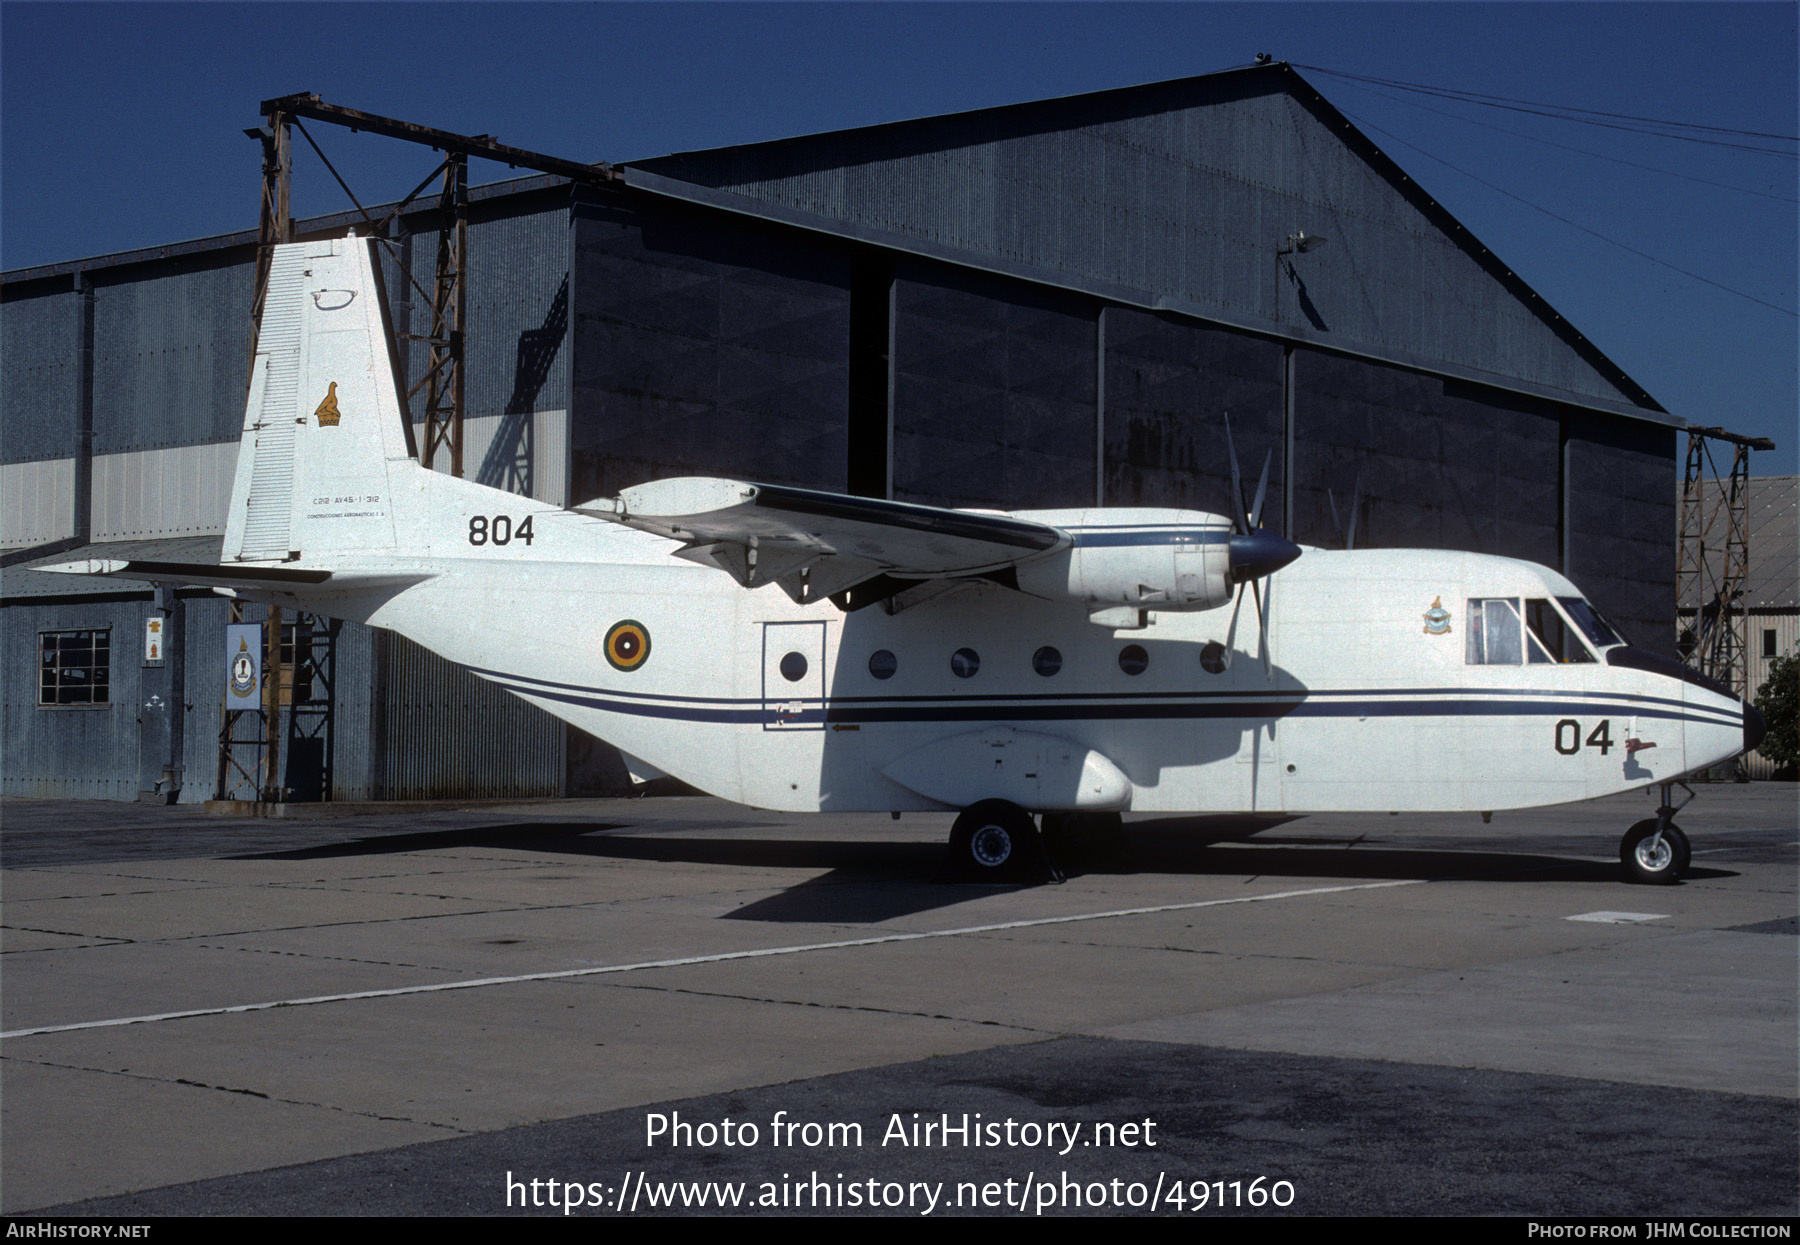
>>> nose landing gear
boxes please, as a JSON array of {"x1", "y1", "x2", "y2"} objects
[{"x1": 1620, "y1": 781, "x2": 1695, "y2": 885}]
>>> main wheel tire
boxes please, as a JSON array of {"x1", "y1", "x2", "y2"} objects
[
  {"x1": 950, "y1": 800, "x2": 1036, "y2": 880},
  {"x1": 1620, "y1": 819, "x2": 1690, "y2": 885}
]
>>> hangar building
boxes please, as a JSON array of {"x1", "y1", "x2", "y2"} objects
[{"x1": 0, "y1": 63, "x2": 1681, "y2": 803}]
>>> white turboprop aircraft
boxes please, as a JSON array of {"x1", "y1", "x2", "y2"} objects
[{"x1": 43, "y1": 235, "x2": 1765, "y2": 885}]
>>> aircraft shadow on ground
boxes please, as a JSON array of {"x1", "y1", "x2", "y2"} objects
[{"x1": 227, "y1": 814, "x2": 1737, "y2": 924}]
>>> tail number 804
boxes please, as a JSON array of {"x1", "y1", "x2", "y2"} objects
[
  {"x1": 1554, "y1": 719, "x2": 1613, "y2": 756},
  {"x1": 467, "y1": 515, "x2": 535, "y2": 547}
]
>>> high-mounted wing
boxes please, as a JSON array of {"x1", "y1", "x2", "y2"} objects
[{"x1": 577, "y1": 477, "x2": 1069, "y2": 606}]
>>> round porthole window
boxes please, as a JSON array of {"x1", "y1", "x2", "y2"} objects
[
  {"x1": 1032, "y1": 646, "x2": 1063, "y2": 677},
  {"x1": 868, "y1": 649, "x2": 897, "y2": 680},
  {"x1": 1118, "y1": 644, "x2": 1149, "y2": 676},
  {"x1": 1200, "y1": 642, "x2": 1228, "y2": 674},
  {"x1": 951, "y1": 648, "x2": 981, "y2": 679},
  {"x1": 779, "y1": 651, "x2": 808, "y2": 682}
]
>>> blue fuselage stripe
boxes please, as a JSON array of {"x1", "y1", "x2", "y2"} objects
[
  {"x1": 485, "y1": 680, "x2": 1738, "y2": 730},
  {"x1": 466, "y1": 664, "x2": 1715, "y2": 719}
]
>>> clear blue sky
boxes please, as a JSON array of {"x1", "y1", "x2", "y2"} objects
[{"x1": 3, "y1": 2, "x2": 1794, "y2": 469}]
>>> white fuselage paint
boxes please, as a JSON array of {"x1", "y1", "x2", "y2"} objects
[{"x1": 273, "y1": 484, "x2": 1744, "y2": 817}]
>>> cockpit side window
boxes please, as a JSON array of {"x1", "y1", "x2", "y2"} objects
[
  {"x1": 1525, "y1": 598, "x2": 1595, "y2": 663},
  {"x1": 1557, "y1": 597, "x2": 1625, "y2": 650},
  {"x1": 1466, "y1": 598, "x2": 1524, "y2": 665}
]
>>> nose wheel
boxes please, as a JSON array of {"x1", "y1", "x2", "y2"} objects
[
  {"x1": 1620, "y1": 819, "x2": 1690, "y2": 885},
  {"x1": 1619, "y1": 782, "x2": 1695, "y2": 885}
]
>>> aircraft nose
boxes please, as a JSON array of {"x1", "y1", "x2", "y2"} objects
[
  {"x1": 1743, "y1": 699, "x2": 1768, "y2": 756},
  {"x1": 1229, "y1": 529, "x2": 1302, "y2": 582}
]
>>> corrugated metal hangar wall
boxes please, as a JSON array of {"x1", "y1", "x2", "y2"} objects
[{"x1": 1, "y1": 63, "x2": 1679, "y2": 803}]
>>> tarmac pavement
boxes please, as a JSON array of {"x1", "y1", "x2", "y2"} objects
[{"x1": 2, "y1": 783, "x2": 1794, "y2": 1216}]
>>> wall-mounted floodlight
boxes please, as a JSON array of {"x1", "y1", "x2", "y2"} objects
[{"x1": 1279, "y1": 231, "x2": 1328, "y2": 256}]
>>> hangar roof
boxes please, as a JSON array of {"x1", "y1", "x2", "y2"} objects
[
  {"x1": 5, "y1": 66, "x2": 1671, "y2": 429},
  {"x1": 630, "y1": 62, "x2": 1667, "y2": 424}
]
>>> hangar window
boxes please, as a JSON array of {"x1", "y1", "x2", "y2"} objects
[
  {"x1": 1466, "y1": 599, "x2": 1523, "y2": 665},
  {"x1": 1764, "y1": 629, "x2": 1778, "y2": 658},
  {"x1": 39, "y1": 629, "x2": 110, "y2": 707},
  {"x1": 1524, "y1": 599, "x2": 1594, "y2": 664}
]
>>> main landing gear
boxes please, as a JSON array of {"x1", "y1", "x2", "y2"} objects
[
  {"x1": 947, "y1": 802, "x2": 1128, "y2": 883},
  {"x1": 1619, "y1": 781, "x2": 1694, "y2": 885},
  {"x1": 949, "y1": 800, "x2": 1057, "y2": 882}
]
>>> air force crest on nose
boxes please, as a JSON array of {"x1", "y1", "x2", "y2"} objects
[{"x1": 1423, "y1": 596, "x2": 1452, "y2": 635}]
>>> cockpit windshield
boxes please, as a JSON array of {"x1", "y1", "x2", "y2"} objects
[
  {"x1": 1525, "y1": 599, "x2": 1595, "y2": 663},
  {"x1": 1557, "y1": 597, "x2": 1626, "y2": 650},
  {"x1": 1467, "y1": 597, "x2": 1603, "y2": 665}
]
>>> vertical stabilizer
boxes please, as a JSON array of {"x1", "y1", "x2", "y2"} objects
[{"x1": 223, "y1": 235, "x2": 418, "y2": 563}]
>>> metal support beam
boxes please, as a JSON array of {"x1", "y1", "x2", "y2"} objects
[
  {"x1": 248, "y1": 108, "x2": 292, "y2": 368},
  {"x1": 74, "y1": 270, "x2": 94, "y2": 545},
  {"x1": 1676, "y1": 425, "x2": 1775, "y2": 779},
  {"x1": 420, "y1": 154, "x2": 468, "y2": 476},
  {"x1": 259, "y1": 94, "x2": 619, "y2": 187},
  {"x1": 263, "y1": 605, "x2": 284, "y2": 801}
]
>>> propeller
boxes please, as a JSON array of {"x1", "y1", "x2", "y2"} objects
[{"x1": 1220, "y1": 413, "x2": 1302, "y2": 679}]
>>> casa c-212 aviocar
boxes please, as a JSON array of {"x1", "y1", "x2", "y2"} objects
[{"x1": 42, "y1": 234, "x2": 1767, "y2": 885}]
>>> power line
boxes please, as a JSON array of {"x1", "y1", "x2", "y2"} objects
[
  {"x1": 1297, "y1": 64, "x2": 1798, "y2": 157},
  {"x1": 1331, "y1": 77, "x2": 1797, "y2": 205},
  {"x1": 1340, "y1": 109, "x2": 1797, "y2": 318}
]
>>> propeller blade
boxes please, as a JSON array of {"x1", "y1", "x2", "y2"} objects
[
  {"x1": 1252, "y1": 577, "x2": 1273, "y2": 681},
  {"x1": 1223, "y1": 581, "x2": 1246, "y2": 669},
  {"x1": 1223, "y1": 412, "x2": 1247, "y2": 534},
  {"x1": 1328, "y1": 488, "x2": 1344, "y2": 544},
  {"x1": 1249, "y1": 450, "x2": 1272, "y2": 532}
]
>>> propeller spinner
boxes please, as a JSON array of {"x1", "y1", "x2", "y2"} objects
[{"x1": 1222, "y1": 414, "x2": 1302, "y2": 678}]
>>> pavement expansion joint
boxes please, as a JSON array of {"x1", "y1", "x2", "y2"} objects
[
  {"x1": 605, "y1": 979, "x2": 1062, "y2": 1035},
  {"x1": 194, "y1": 941, "x2": 461, "y2": 973},
  {"x1": 2, "y1": 924, "x2": 135, "y2": 946},
  {"x1": 3, "y1": 1055, "x2": 473, "y2": 1134}
]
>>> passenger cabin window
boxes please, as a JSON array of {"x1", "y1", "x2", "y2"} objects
[
  {"x1": 1524, "y1": 599, "x2": 1594, "y2": 663},
  {"x1": 1466, "y1": 599, "x2": 1524, "y2": 665}
]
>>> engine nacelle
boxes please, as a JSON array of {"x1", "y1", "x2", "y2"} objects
[
  {"x1": 1009, "y1": 507, "x2": 1302, "y2": 626},
  {"x1": 1013, "y1": 512, "x2": 1235, "y2": 614}
]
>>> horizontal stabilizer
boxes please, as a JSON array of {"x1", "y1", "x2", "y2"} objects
[{"x1": 34, "y1": 558, "x2": 431, "y2": 595}]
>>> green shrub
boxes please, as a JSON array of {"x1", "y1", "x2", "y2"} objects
[{"x1": 1753, "y1": 649, "x2": 1798, "y2": 777}]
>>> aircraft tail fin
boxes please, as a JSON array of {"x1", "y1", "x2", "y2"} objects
[{"x1": 221, "y1": 234, "x2": 422, "y2": 564}]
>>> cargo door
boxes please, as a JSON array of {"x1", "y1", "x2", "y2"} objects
[{"x1": 762, "y1": 621, "x2": 827, "y2": 731}]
